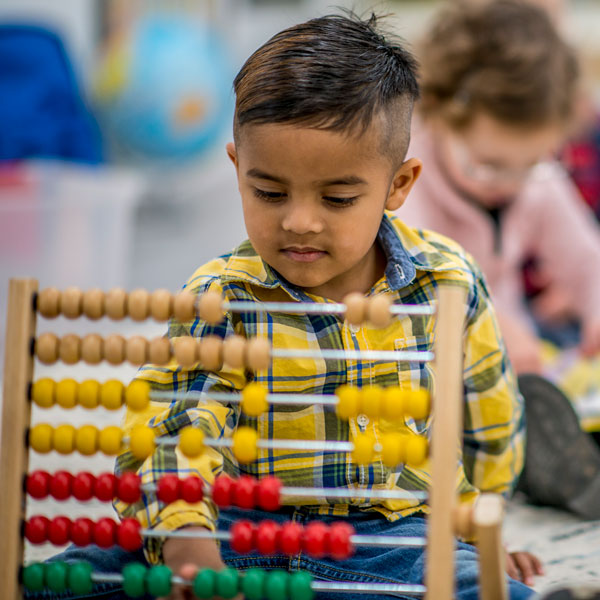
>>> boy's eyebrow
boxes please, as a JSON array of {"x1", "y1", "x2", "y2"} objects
[{"x1": 246, "y1": 168, "x2": 367, "y2": 186}]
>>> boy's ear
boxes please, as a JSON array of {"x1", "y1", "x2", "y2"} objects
[
  {"x1": 385, "y1": 157, "x2": 422, "y2": 211},
  {"x1": 226, "y1": 142, "x2": 238, "y2": 169}
]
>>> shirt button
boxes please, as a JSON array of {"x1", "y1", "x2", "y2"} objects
[
  {"x1": 357, "y1": 414, "x2": 369, "y2": 427},
  {"x1": 349, "y1": 324, "x2": 360, "y2": 334}
]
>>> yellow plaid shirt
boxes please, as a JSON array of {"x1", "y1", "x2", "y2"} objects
[{"x1": 116, "y1": 212, "x2": 524, "y2": 563}]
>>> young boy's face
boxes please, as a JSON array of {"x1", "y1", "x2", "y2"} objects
[{"x1": 227, "y1": 122, "x2": 421, "y2": 302}]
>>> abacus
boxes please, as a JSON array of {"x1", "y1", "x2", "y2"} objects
[{"x1": 1, "y1": 279, "x2": 508, "y2": 600}]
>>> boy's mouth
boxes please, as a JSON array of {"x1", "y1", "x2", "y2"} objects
[{"x1": 281, "y1": 246, "x2": 327, "y2": 263}]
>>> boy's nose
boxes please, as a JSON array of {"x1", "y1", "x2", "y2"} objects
[{"x1": 281, "y1": 204, "x2": 323, "y2": 235}]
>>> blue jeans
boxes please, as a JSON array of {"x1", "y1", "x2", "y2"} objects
[{"x1": 25, "y1": 507, "x2": 534, "y2": 600}]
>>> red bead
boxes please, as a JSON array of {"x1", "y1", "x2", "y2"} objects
[
  {"x1": 180, "y1": 476, "x2": 204, "y2": 503},
  {"x1": 49, "y1": 471, "x2": 73, "y2": 501},
  {"x1": 279, "y1": 521, "x2": 303, "y2": 555},
  {"x1": 212, "y1": 475, "x2": 234, "y2": 508},
  {"x1": 230, "y1": 520, "x2": 255, "y2": 554},
  {"x1": 25, "y1": 515, "x2": 50, "y2": 544},
  {"x1": 256, "y1": 520, "x2": 280, "y2": 555},
  {"x1": 303, "y1": 522, "x2": 329, "y2": 558},
  {"x1": 48, "y1": 516, "x2": 72, "y2": 545},
  {"x1": 71, "y1": 518, "x2": 94, "y2": 546},
  {"x1": 94, "y1": 518, "x2": 117, "y2": 548},
  {"x1": 257, "y1": 476, "x2": 281, "y2": 511},
  {"x1": 157, "y1": 474, "x2": 180, "y2": 504},
  {"x1": 94, "y1": 473, "x2": 117, "y2": 502},
  {"x1": 234, "y1": 475, "x2": 257, "y2": 509},
  {"x1": 117, "y1": 472, "x2": 141, "y2": 503},
  {"x1": 26, "y1": 470, "x2": 51, "y2": 499},
  {"x1": 117, "y1": 518, "x2": 142, "y2": 551},
  {"x1": 328, "y1": 522, "x2": 355, "y2": 560},
  {"x1": 72, "y1": 472, "x2": 96, "y2": 501}
]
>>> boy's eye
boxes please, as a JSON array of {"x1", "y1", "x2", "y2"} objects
[
  {"x1": 253, "y1": 188, "x2": 286, "y2": 201},
  {"x1": 324, "y1": 196, "x2": 358, "y2": 207}
]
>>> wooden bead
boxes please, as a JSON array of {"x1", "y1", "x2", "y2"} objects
[
  {"x1": 173, "y1": 290, "x2": 196, "y2": 322},
  {"x1": 148, "y1": 337, "x2": 172, "y2": 365},
  {"x1": 105, "y1": 288, "x2": 128, "y2": 320},
  {"x1": 150, "y1": 289, "x2": 173, "y2": 321},
  {"x1": 81, "y1": 334, "x2": 103, "y2": 365},
  {"x1": 174, "y1": 337, "x2": 199, "y2": 368},
  {"x1": 245, "y1": 338, "x2": 271, "y2": 371},
  {"x1": 127, "y1": 289, "x2": 150, "y2": 322},
  {"x1": 453, "y1": 503, "x2": 475, "y2": 539},
  {"x1": 82, "y1": 288, "x2": 105, "y2": 320},
  {"x1": 36, "y1": 333, "x2": 59, "y2": 364},
  {"x1": 367, "y1": 294, "x2": 393, "y2": 328},
  {"x1": 343, "y1": 292, "x2": 367, "y2": 327},
  {"x1": 199, "y1": 335, "x2": 223, "y2": 371},
  {"x1": 197, "y1": 291, "x2": 223, "y2": 324},
  {"x1": 126, "y1": 336, "x2": 149, "y2": 366},
  {"x1": 37, "y1": 287, "x2": 61, "y2": 318},
  {"x1": 104, "y1": 334, "x2": 126, "y2": 365},
  {"x1": 59, "y1": 334, "x2": 81, "y2": 364},
  {"x1": 223, "y1": 335, "x2": 247, "y2": 369},
  {"x1": 61, "y1": 287, "x2": 83, "y2": 319}
]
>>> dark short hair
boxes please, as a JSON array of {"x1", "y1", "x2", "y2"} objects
[{"x1": 233, "y1": 13, "x2": 419, "y2": 163}]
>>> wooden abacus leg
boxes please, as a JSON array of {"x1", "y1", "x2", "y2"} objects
[
  {"x1": 0, "y1": 278, "x2": 38, "y2": 600},
  {"x1": 425, "y1": 285, "x2": 467, "y2": 600}
]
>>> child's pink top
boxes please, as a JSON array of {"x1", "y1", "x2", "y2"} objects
[{"x1": 399, "y1": 122, "x2": 600, "y2": 331}]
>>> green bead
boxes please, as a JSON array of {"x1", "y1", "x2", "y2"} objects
[
  {"x1": 193, "y1": 568, "x2": 216, "y2": 599},
  {"x1": 46, "y1": 561, "x2": 68, "y2": 592},
  {"x1": 216, "y1": 568, "x2": 240, "y2": 599},
  {"x1": 68, "y1": 562, "x2": 93, "y2": 595},
  {"x1": 122, "y1": 562, "x2": 147, "y2": 598},
  {"x1": 146, "y1": 565, "x2": 172, "y2": 597},
  {"x1": 22, "y1": 563, "x2": 45, "y2": 591},
  {"x1": 242, "y1": 568, "x2": 267, "y2": 600},
  {"x1": 265, "y1": 570, "x2": 289, "y2": 600},
  {"x1": 290, "y1": 572, "x2": 314, "y2": 600}
]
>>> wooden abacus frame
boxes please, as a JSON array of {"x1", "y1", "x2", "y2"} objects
[{"x1": 0, "y1": 278, "x2": 507, "y2": 600}]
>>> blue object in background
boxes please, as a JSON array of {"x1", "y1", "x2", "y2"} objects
[{"x1": 0, "y1": 24, "x2": 103, "y2": 164}]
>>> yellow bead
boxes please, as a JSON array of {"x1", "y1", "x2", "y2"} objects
[
  {"x1": 130, "y1": 425, "x2": 155, "y2": 459},
  {"x1": 100, "y1": 380, "x2": 125, "y2": 410},
  {"x1": 54, "y1": 424, "x2": 76, "y2": 455},
  {"x1": 352, "y1": 433, "x2": 374, "y2": 465},
  {"x1": 125, "y1": 380, "x2": 150, "y2": 412},
  {"x1": 381, "y1": 433, "x2": 405, "y2": 467},
  {"x1": 99, "y1": 426, "x2": 123, "y2": 455},
  {"x1": 78, "y1": 380, "x2": 100, "y2": 409},
  {"x1": 232, "y1": 427, "x2": 258, "y2": 464},
  {"x1": 360, "y1": 385, "x2": 382, "y2": 419},
  {"x1": 381, "y1": 387, "x2": 405, "y2": 421},
  {"x1": 241, "y1": 383, "x2": 268, "y2": 417},
  {"x1": 179, "y1": 426, "x2": 205, "y2": 458},
  {"x1": 29, "y1": 423, "x2": 54, "y2": 453},
  {"x1": 75, "y1": 425, "x2": 99, "y2": 456},
  {"x1": 335, "y1": 385, "x2": 360, "y2": 420},
  {"x1": 55, "y1": 378, "x2": 78, "y2": 409},
  {"x1": 405, "y1": 436, "x2": 428, "y2": 466},
  {"x1": 31, "y1": 378, "x2": 55, "y2": 408},
  {"x1": 407, "y1": 389, "x2": 430, "y2": 421}
]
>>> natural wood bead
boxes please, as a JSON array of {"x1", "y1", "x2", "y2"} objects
[
  {"x1": 223, "y1": 335, "x2": 247, "y2": 369},
  {"x1": 61, "y1": 287, "x2": 83, "y2": 319},
  {"x1": 105, "y1": 288, "x2": 128, "y2": 320},
  {"x1": 173, "y1": 290, "x2": 196, "y2": 322},
  {"x1": 149, "y1": 336, "x2": 172, "y2": 365},
  {"x1": 150, "y1": 289, "x2": 173, "y2": 321},
  {"x1": 198, "y1": 291, "x2": 224, "y2": 324},
  {"x1": 59, "y1": 334, "x2": 81, "y2": 364},
  {"x1": 199, "y1": 335, "x2": 223, "y2": 371},
  {"x1": 128, "y1": 289, "x2": 150, "y2": 321},
  {"x1": 453, "y1": 503, "x2": 475, "y2": 539},
  {"x1": 37, "y1": 287, "x2": 61, "y2": 318},
  {"x1": 126, "y1": 336, "x2": 149, "y2": 366},
  {"x1": 245, "y1": 337, "x2": 271, "y2": 371},
  {"x1": 81, "y1": 333, "x2": 103, "y2": 365},
  {"x1": 343, "y1": 292, "x2": 367, "y2": 326},
  {"x1": 174, "y1": 336, "x2": 199, "y2": 368},
  {"x1": 104, "y1": 334, "x2": 126, "y2": 365},
  {"x1": 36, "y1": 332, "x2": 59, "y2": 364},
  {"x1": 367, "y1": 294, "x2": 393, "y2": 329},
  {"x1": 82, "y1": 288, "x2": 105, "y2": 320}
]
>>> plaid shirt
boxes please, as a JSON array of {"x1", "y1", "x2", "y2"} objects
[{"x1": 116, "y1": 212, "x2": 524, "y2": 563}]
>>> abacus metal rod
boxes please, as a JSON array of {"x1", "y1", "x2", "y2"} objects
[{"x1": 272, "y1": 349, "x2": 434, "y2": 362}]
